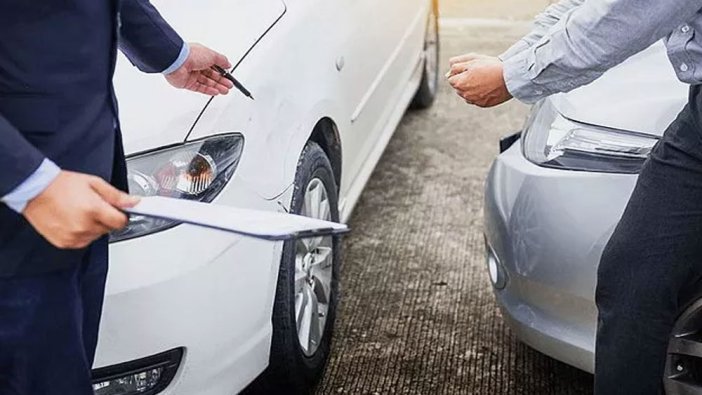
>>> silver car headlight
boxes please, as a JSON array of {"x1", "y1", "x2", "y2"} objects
[
  {"x1": 522, "y1": 100, "x2": 659, "y2": 173},
  {"x1": 110, "y1": 133, "x2": 244, "y2": 243}
]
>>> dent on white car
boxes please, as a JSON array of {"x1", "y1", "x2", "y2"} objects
[{"x1": 114, "y1": 0, "x2": 286, "y2": 156}]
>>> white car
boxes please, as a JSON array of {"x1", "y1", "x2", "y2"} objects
[{"x1": 91, "y1": 1, "x2": 439, "y2": 394}]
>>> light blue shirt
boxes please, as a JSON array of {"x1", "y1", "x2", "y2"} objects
[
  {"x1": 503, "y1": 0, "x2": 702, "y2": 103},
  {"x1": 499, "y1": 0, "x2": 585, "y2": 62},
  {"x1": 0, "y1": 43, "x2": 190, "y2": 213}
]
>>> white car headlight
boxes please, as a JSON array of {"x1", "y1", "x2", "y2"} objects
[
  {"x1": 522, "y1": 100, "x2": 658, "y2": 173},
  {"x1": 110, "y1": 134, "x2": 244, "y2": 243}
]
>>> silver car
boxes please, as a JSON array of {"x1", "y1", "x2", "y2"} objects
[{"x1": 483, "y1": 42, "x2": 702, "y2": 392}]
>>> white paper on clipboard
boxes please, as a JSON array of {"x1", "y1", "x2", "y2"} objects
[{"x1": 124, "y1": 196, "x2": 349, "y2": 241}]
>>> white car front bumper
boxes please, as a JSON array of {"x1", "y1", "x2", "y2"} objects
[{"x1": 95, "y1": 215, "x2": 283, "y2": 394}]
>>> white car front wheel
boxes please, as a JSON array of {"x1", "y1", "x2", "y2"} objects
[{"x1": 250, "y1": 141, "x2": 341, "y2": 394}]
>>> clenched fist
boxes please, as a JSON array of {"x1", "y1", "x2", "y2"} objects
[
  {"x1": 446, "y1": 54, "x2": 512, "y2": 108},
  {"x1": 23, "y1": 171, "x2": 139, "y2": 249}
]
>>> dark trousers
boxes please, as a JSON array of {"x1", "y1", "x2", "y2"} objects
[
  {"x1": 0, "y1": 238, "x2": 108, "y2": 395},
  {"x1": 595, "y1": 85, "x2": 702, "y2": 394}
]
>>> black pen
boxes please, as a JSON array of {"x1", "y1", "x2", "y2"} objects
[{"x1": 211, "y1": 65, "x2": 254, "y2": 100}]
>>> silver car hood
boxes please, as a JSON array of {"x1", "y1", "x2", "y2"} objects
[{"x1": 550, "y1": 42, "x2": 688, "y2": 137}]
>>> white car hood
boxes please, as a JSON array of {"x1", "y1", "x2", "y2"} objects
[
  {"x1": 551, "y1": 42, "x2": 688, "y2": 137},
  {"x1": 114, "y1": 0, "x2": 286, "y2": 155}
]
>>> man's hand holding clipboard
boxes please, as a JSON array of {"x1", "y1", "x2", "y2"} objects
[{"x1": 124, "y1": 196, "x2": 349, "y2": 241}]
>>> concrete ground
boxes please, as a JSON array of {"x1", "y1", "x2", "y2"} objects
[{"x1": 316, "y1": 1, "x2": 594, "y2": 394}]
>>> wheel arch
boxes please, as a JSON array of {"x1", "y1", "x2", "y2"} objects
[{"x1": 308, "y1": 118, "x2": 342, "y2": 192}]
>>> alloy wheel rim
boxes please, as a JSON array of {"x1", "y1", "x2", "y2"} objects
[
  {"x1": 665, "y1": 298, "x2": 702, "y2": 394},
  {"x1": 424, "y1": 10, "x2": 439, "y2": 96},
  {"x1": 294, "y1": 178, "x2": 334, "y2": 357}
]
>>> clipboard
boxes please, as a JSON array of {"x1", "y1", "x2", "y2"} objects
[{"x1": 125, "y1": 196, "x2": 349, "y2": 241}]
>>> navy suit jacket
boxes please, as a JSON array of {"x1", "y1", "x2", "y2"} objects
[{"x1": 0, "y1": 0, "x2": 184, "y2": 276}]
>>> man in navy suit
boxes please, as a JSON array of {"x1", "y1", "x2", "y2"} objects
[{"x1": 0, "y1": 1, "x2": 234, "y2": 393}]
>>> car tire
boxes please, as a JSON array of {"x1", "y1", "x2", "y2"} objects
[
  {"x1": 410, "y1": 0, "x2": 440, "y2": 110},
  {"x1": 249, "y1": 142, "x2": 341, "y2": 395},
  {"x1": 664, "y1": 287, "x2": 702, "y2": 394}
]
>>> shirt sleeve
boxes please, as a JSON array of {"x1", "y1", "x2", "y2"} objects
[
  {"x1": 161, "y1": 42, "x2": 190, "y2": 75},
  {"x1": 503, "y1": 0, "x2": 702, "y2": 103},
  {"x1": 1, "y1": 159, "x2": 60, "y2": 213},
  {"x1": 499, "y1": 0, "x2": 585, "y2": 61}
]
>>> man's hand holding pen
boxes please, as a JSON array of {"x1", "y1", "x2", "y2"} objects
[
  {"x1": 446, "y1": 53, "x2": 512, "y2": 108},
  {"x1": 165, "y1": 42, "x2": 234, "y2": 96}
]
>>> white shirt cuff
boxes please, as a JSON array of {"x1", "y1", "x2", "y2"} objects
[
  {"x1": 162, "y1": 43, "x2": 190, "y2": 75},
  {"x1": 2, "y1": 159, "x2": 61, "y2": 213}
]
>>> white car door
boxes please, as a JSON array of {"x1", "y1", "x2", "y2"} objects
[{"x1": 336, "y1": 0, "x2": 430, "y2": 198}]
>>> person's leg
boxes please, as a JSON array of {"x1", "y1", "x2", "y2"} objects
[
  {"x1": 595, "y1": 92, "x2": 702, "y2": 394},
  {"x1": 0, "y1": 241, "x2": 107, "y2": 395}
]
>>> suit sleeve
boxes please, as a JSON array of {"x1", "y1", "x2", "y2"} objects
[
  {"x1": 2, "y1": 159, "x2": 60, "y2": 213},
  {"x1": 500, "y1": 0, "x2": 585, "y2": 60},
  {"x1": 0, "y1": 114, "x2": 47, "y2": 197},
  {"x1": 118, "y1": 0, "x2": 186, "y2": 73}
]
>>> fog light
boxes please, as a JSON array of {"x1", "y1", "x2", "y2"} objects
[
  {"x1": 485, "y1": 238, "x2": 507, "y2": 290},
  {"x1": 488, "y1": 254, "x2": 500, "y2": 285},
  {"x1": 93, "y1": 369, "x2": 162, "y2": 394},
  {"x1": 92, "y1": 348, "x2": 183, "y2": 395}
]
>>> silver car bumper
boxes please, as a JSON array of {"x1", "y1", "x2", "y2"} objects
[{"x1": 483, "y1": 138, "x2": 639, "y2": 373}]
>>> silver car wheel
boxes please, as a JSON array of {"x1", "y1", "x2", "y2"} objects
[
  {"x1": 665, "y1": 298, "x2": 702, "y2": 394},
  {"x1": 294, "y1": 178, "x2": 334, "y2": 357},
  {"x1": 424, "y1": 7, "x2": 439, "y2": 96}
]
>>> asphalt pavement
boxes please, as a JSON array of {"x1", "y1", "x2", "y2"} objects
[{"x1": 316, "y1": 1, "x2": 594, "y2": 394}]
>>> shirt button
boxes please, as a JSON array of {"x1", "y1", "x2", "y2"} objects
[
  {"x1": 681, "y1": 63, "x2": 690, "y2": 72},
  {"x1": 682, "y1": 25, "x2": 691, "y2": 33}
]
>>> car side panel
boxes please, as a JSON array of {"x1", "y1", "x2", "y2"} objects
[
  {"x1": 188, "y1": 0, "x2": 430, "y2": 208},
  {"x1": 337, "y1": 0, "x2": 430, "y2": 200},
  {"x1": 330, "y1": 0, "x2": 427, "y2": 195},
  {"x1": 188, "y1": 0, "x2": 347, "y2": 201}
]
